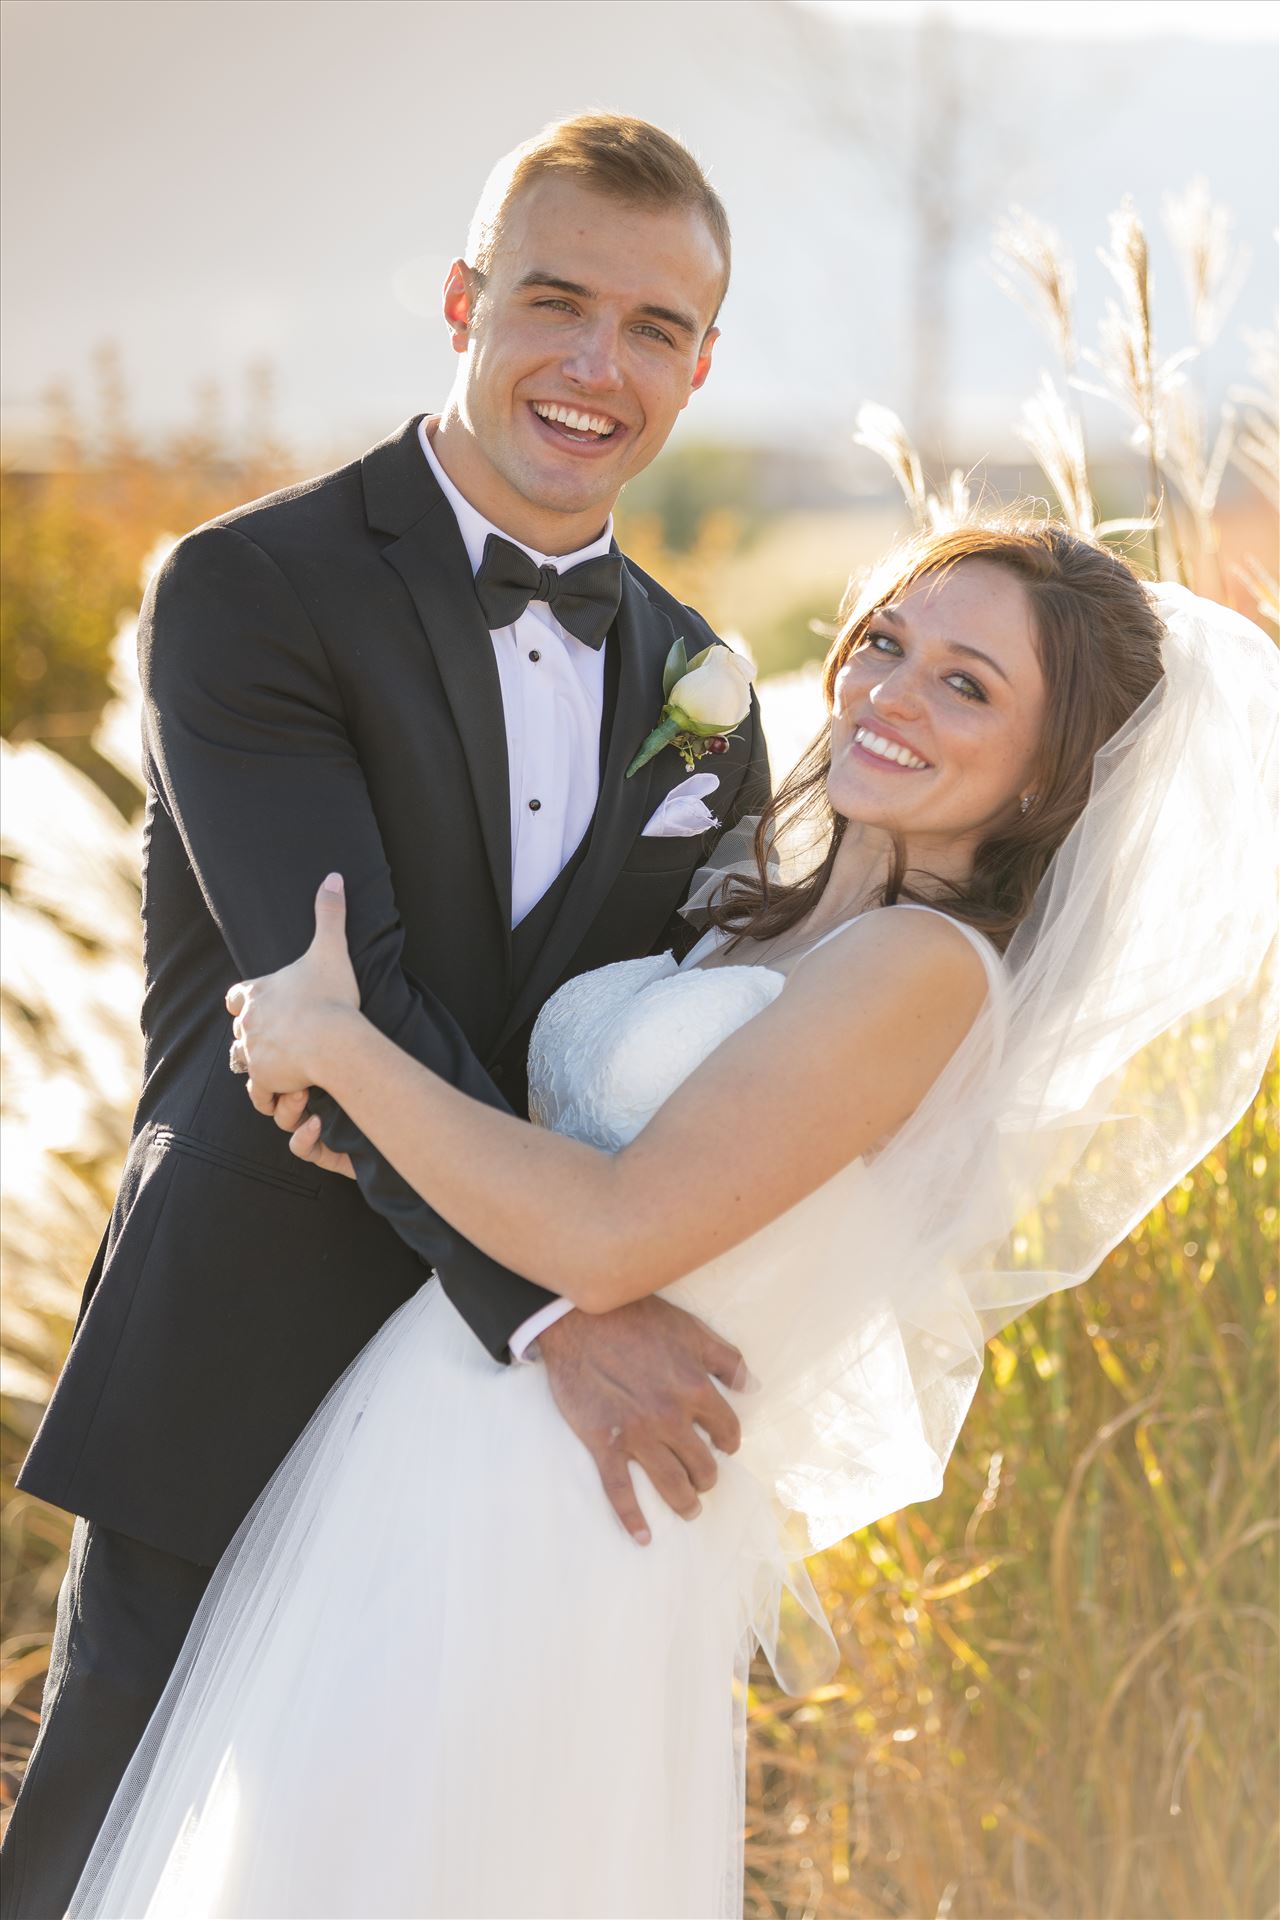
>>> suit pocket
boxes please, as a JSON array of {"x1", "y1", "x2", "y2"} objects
[
  {"x1": 620, "y1": 829, "x2": 717, "y2": 876},
  {"x1": 156, "y1": 1127, "x2": 321, "y2": 1200}
]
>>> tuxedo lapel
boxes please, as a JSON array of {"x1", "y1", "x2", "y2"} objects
[
  {"x1": 494, "y1": 561, "x2": 677, "y2": 1052},
  {"x1": 362, "y1": 422, "x2": 514, "y2": 941}
]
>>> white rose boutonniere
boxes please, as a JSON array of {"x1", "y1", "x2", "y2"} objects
[{"x1": 626, "y1": 638, "x2": 756, "y2": 778}]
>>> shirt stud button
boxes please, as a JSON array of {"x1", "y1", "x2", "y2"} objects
[
  {"x1": 529, "y1": 649, "x2": 541, "y2": 663},
  {"x1": 528, "y1": 798, "x2": 542, "y2": 812}
]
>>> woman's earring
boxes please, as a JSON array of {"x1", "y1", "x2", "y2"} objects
[{"x1": 1020, "y1": 794, "x2": 1038, "y2": 816}]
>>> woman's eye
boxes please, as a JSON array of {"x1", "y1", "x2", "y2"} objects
[
  {"x1": 947, "y1": 672, "x2": 987, "y2": 703},
  {"x1": 859, "y1": 630, "x2": 986, "y2": 701}
]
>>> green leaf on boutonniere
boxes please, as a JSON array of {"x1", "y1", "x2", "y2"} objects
[{"x1": 661, "y1": 636, "x2": 689, "y2": 701}]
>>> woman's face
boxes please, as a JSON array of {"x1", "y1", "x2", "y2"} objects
[{"x1": 828, "y1": 560, "x2": 1047, "y2": 871}]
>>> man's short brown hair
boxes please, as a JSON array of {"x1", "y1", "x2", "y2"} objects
[{"x1": 466, "y1": 112, "x2": 731, "y2": 323}]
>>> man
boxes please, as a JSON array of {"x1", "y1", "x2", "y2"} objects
[{"x1": 2, "y1": 112, "x2": 769, "y2": 1916}]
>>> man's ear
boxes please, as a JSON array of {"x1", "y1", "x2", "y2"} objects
[
  {"x1": 687, "y1": 326, "x2": 720, "y2": 400},
  {"x1": 443, "y1": 260, "x2": 481, "y2": 356}
]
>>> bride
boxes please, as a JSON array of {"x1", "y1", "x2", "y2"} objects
[{"x1": 70, "y1": 519, "x2": 1277, "y2": 1918}]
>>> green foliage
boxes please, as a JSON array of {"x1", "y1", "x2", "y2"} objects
[
  {"x1": 0, "y1": 470, "x2": 136, "y2": 740},
  {"x1": 619, "y1": 439, "x2": 767, "y2": 553},
  {"x1": 744, "y1": 592, "x2": 841, "y2": 680}
]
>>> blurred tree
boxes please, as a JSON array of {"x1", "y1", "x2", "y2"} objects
[
  {"x1": 1, "y1": 351, "x2": 295, "y2": 803},
  {"x1": 618, "y1": 439, "x2": 766, "y2": 552},
  {"x1": 774, "y1": 3, "x2": 1129, "y2": 468}
]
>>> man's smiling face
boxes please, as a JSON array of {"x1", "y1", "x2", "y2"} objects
[{"x1": 440, "y1": 175, "x2": 725, "y2": 547}]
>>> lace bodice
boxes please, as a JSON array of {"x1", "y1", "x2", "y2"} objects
[
  {"x1": 527, "y1": 946, "x2": 784, "y2": 1150},
  {"x1": 526, "y1": 906, "x2": 1005, "y2": 1151}
]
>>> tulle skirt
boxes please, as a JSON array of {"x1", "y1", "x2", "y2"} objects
[{"x1": 69, "y1": 1281, "x2": 765, "y2": 1919}]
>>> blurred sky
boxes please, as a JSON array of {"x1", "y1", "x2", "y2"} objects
[{"x1": 2, "y1": 0, "x2": 1277, "y2": 470}]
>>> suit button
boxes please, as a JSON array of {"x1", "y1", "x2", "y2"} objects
[
  {"x1": 528, "y1": 798, "x2": 542, "y2": 812},
  {"x1": 529, "y1": 649, "x2": 541, "y2": 663}
]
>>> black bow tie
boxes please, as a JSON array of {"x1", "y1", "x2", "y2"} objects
[{"x1": 473, "y1": 533, "x2": 624, "y2": 651}]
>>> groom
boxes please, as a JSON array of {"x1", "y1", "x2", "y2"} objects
[{"x1": 2, "y1": 113, "x2": 769, "y2": 1914}]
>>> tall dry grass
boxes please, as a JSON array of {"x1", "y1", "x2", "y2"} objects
[{"x1": 744, "y1": 1075, "x2": 1278, "y2": 1918}]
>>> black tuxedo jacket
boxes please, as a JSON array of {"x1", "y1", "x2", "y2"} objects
[{"x1": 18, "y1": 417, "x2": 770, "y2": 1566}]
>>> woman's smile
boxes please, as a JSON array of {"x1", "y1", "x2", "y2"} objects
[{"x1": 848, "y1": 722, "x2": 934, "y2": 772}]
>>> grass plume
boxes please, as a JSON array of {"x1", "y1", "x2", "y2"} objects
[
  {"x1": 1015, "y1": 375, "x2": 1096, "y2": 536},
  {"x1": 853, "y1": 405, "x2": 975, "y2": 536},
  {"x1": 1163, "y1": 178, "x2": 1252, "y2": 351},
  {"x1": 992, "y1": 208, "x2": 1078, "y2": 373}
]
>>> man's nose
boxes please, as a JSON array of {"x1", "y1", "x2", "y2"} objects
[{"x1": 562, "y1": 320, "x2": 625, "y2": 392}]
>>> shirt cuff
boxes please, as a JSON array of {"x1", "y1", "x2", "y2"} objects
[{"x1": 508, "y1": 1296, "x2": 576, "y2": 1362}]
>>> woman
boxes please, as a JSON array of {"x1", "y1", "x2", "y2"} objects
[{"x1": 71, "y1": 521, "x2": 1277, "y2": 1918}]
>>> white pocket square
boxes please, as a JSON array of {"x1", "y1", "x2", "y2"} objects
[{"x1": 641, "y1": 771, "x2": 720, "y2": 838}]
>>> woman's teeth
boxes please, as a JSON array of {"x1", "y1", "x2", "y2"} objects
[
  {"x1": 532, "y1": 402, "x2": 618, "y2": 439},
  {"x1": 854, "y1": 726, "x2": 931, "y2": 771}
]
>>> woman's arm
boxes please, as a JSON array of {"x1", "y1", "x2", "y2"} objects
[{"x1": 233, "y1": 879, "x2": 988, "y2": 1312}]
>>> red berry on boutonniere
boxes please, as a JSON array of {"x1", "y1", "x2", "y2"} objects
[{"x1": 707, "y1": 736, "x2": 730, "y2": 754}]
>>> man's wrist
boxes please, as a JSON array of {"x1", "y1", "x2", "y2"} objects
[{"x1": 509, "y1": 1296, "x2": 576, "y2": 1362}]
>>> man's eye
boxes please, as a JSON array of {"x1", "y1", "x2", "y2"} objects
[
  {"x1": 634, "y1": 324, "x2": 674, "y2": 346},
  {"x1": 534, "y1": 299, "x2": 576, "y2": 314}
]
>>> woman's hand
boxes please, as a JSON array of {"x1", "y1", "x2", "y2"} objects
[{"x1": 226, "y1": 873, "x2": 361, "y2": 1114}]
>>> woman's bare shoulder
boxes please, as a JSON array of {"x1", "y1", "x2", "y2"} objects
[{"x1": 786, "y1": 904, "x2": 991, "y2": 1022}]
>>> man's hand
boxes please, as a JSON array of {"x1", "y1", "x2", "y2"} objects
[
  {"x1": 537, "y1": 1298, "x2": 750, "y2": 1544},
  {"x1": 274, "y1": 1090, "x2": 357, "y2": 1179}
]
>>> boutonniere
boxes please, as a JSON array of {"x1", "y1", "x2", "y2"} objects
[{"x1": 626, "y1": 639, "x2": 756, "y2": 778}]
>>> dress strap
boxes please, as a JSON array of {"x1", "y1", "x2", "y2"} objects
[
  {"x1": 795, "y1": 913, "x2": 866, "y2": 961},
  {"x1": 790, "y1": 903, "x2": 1005, "y2": 1001}
]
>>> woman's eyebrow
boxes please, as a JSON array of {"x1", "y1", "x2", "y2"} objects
[{"x1": 879, "y1": 606, "x2": 1012, "y2": 685}]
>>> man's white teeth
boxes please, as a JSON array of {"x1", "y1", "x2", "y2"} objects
[
  {"x1": 533, "y1": 402, "x2": 617, "y2": 437},
  {"x1": 854, "y1": 726, "x2": 930, "y2": 771}
]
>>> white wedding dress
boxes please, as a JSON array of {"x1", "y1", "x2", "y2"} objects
[{"x1": 70, "y1": 910, "x2": 1006, "y2": 1920}]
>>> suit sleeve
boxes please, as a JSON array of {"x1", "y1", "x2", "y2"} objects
[{"x1": 141, "y1": 522, "x2": 555, "y2": 1360}]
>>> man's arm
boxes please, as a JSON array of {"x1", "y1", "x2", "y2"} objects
[{"x1": 142, "y1": 521, "x2": 556, "y2": 1356}]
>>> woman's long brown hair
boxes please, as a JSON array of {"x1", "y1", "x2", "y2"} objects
[{"x1": 710, "y1": 518, "x2": 1167, "y2": 953}]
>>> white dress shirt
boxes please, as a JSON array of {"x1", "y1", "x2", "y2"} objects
[
  {"x1": 419, "y1": 420, "x2": 612, "y2": 927},
  {"x1": 419, "y1": 419, "x2": 602, "y2": 1356}
]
